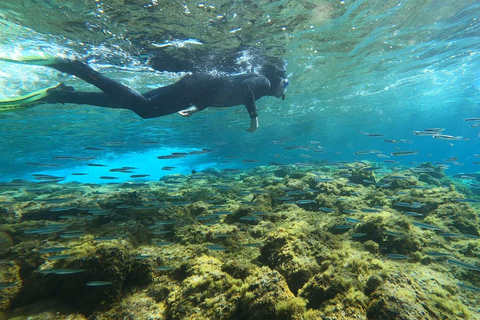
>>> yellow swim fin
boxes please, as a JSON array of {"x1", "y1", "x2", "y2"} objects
[
  {"x1": 0, "y1": 85, "x2": 59, "y2": 111},
  {"x1": 0, "y1": 55, "x2": 63, "y2": 66}
]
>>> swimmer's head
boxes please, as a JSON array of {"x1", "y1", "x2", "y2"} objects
[{"x1": 261, "y1": 59, "x2": 288, "y2": 99}]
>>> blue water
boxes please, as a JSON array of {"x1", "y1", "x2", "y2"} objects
[{"x1": 0, "y1": 0, "x2": 480, "y2": 183}]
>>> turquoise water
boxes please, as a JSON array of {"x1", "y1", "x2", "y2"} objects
[
  {"x1": 0, "y1": 0, "x2": 479, "y2": 183},
  {"x1": 2, "y1": 2, "x2": 480, "y2": 318}
]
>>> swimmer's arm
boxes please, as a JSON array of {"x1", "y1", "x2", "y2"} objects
[{"x1": 244, "y1": 81, "x2": 259, "y2": 133}]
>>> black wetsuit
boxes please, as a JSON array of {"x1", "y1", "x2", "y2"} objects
[{"x1": 42, "y1": 60, "x2": 282, "y2": 120}]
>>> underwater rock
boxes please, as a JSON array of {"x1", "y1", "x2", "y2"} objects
[
  {"x1": 0, "y1": 231, "x2": 13, "y2": 254},
  {"x1": 259, "y1": 227, "x2": 320, "y2": 294},
  {"x1": 0, "y1": 165, "x2": 479, "y2": 319},
  {"x1": 274, "y1": 167, "x2": 290, "y2": 178},
  {"x1": 7, "y1": 298, "x2": 87, "y2": 320},
  {"x1": 366, "y1": 272, "x2": 472, "y2": 319},
  {"x1": 433, "y1": 203, "x2": 479, "y2": 236},
  {"x1": 164, "y1": 255, "x2": 242, "y2": 319},
  {"x1": 239, "y1": 268, "x2": 305, "y2": 320},
  {"x1": 348, "y1": 168, "x2": 376, "y2": 186},
  {"x1": 9, "y1": 239, "x2": 146, "y2": 315},
  {"x1": 354, "y1": 218, "x2": 421, "y2": 254}
]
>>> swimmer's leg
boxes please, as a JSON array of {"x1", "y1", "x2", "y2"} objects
[
  {"x1": 1, "y1": 56, "x2": 155, "y2": 118},
  {"x1": 48, "y1": 60, "x2": 150, "y2": 111}
]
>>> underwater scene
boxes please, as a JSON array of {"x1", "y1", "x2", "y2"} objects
[{"x1": 1, "y1": 0, "x2": 480, "y2": 319}]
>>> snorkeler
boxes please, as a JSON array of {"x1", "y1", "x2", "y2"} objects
[{"x1": 0, "y1": 56, "x2": 288, "y2": 132}]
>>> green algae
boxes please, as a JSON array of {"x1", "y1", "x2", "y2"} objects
[{"x1": 0, "y1": 164, "x2": 479, "y2": 319}]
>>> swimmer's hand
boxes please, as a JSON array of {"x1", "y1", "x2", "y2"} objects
[
  {"x1": 178, "y1": 106, "x2": 199, "y2": 117},
  {"x1": 246, "y1": 117, "x2": 259, "y2": 133}
]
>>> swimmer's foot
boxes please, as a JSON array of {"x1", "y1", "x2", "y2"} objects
[
  {"x1": 0, "y1": 55, "x2": 69, "y2": 66},
  {"x1": 0, "y1": 84, "x2": 61, "y2": 111}
]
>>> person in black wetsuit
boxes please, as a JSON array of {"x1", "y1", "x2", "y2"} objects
[{"x1": 15, "y1": 58, "x2": 288, "y2": 132}]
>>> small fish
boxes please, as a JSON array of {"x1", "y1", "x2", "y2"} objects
[
  {"x1": 413, "y1": 131, "x2": 437, "y2": 136},
  {"x1": 412, "y1": 222, "x2": 444, "y2": 231},
  {"x1": 353, "y1": 150, "x2": 381, "y2": 156},
  {"x1": 26, "y1": 162, "x2": 61, "y2": 167},
  {"x1": 239, "y1": 216, "x2": 261, "y2": 221},
  {"x1": 86, "y1": 163, "x2": 107, "y2": 167},
  {"x1": 116, "y1": 205, "x2": 133, "y2": 209},
  {"x1": 425, "y1": 251, "x2": 452, "y2": 257},
  {"x1": 0, "y1": 283, "x2": 17, "y2": 290},
  {"x1": 457, "y1": 282, "x2": 480, "y2": 293},
  {"x1": 447, "y1": 259, "x2": 480, "y2": 271},
  {"x1": 361, "y1": 208, "x2": 382, "y2": 213},
  {"x1": 42, "y1": 269, "x2": 85, "y2": 275},
  {"x1": 99, "y1": 176, "x2": 118, "y2": 180},
  {"x1": 386, "y1": 254, "x2": 408, "y2": 259},
  {"x1": 242, "y1": 159, "x2": 259, "y2": 163},
  {"x1": 130, "y1": 174, "x2": 150, "y2": 178},
  {"x1": 334, "y1": 225, "x2": 352, "y2": 229},
  {"x1": 395, "y1": 202, "x2": 424, "y2": 209},
  {"x1": 157, "y1": 154, "x2": 184, "y2": 159},
  {"x1": 213, "y1": 233, "x2": 231, "y2": 238},
  {"x1": 455, "y1": 198, "x2": 480, "y2": 203},
  {"x1": 133, "y1": 255, "x2": 154, "y2": 260},
  {"x1": 207, "y1": 244, "x2": 227, "y2": 251},
  {"x1": 391, "y1": 151, "x2": 418, "y2": 156},
  {"x1": 439, "y1": 233, "x2": 465, "y2": 238},
  {"x1": 403, "y1": 211, "x2": 423, "y2": 217},
  {"x1": 319, "y1": 207, "x2": 335, "y2": 212},
  {"x1": 84, "y1": 147, "x2": 106, "y2": 151},
  {"x1": 345, "y1": 217, "x2": 362, "y2": 224},
  {"x1": 384, "y1": 139, "x2": 397, "y2": 143},
  {"x1": 59, "y1": 233, "x2": 84, "y2": 239},
  {"x1": 432, "y1": 134, "x2": 463, "y2": 141},
  {"x1": 86, "y1": 281, "x2": 112, "y2": 286},
  {"x1": 352, "y1": 233, "x2": 367, "y2": 238},
  {"x1": 424, "y1": 128, "x2": 444, "y2": 132},
  {"x1": 214, "y1": 211, "x2": 233, "y2": 215},
  {"x1": 385, "y1": 230, "x2": 405, "y2": 238},
  {"x1": 296, "y1": 200, "x2": 316, "y2": 205},
  {"x1": 464, "y1": 118, "x2": 480, "y2": 122},
  {"x1": 155, "y1": 242, "x2": 174, "y2": 246},
  {"x1": 155, "y1": 266, "x2": 175, "y2": 271}
]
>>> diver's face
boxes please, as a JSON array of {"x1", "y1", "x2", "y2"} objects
[{"x1": 274, "y1": 78, "x2": 289, "y2": 99}]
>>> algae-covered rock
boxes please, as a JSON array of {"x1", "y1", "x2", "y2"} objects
[
  {"x1": 259, "y1": 227, "x2": 320, "y2": 294},
  {"x1": 348, "y1": 168, "x2": 376, "y2": 186},
  {"x1": 165, "y1": 255, "x2": 243, "y2": 319},
  {"x1": 240, "y1": 268, "x2": 304, "y2": 320},
  {"x1": 366, "y1": 272, "x2": 473, "y2": 320},
  {"x1": 9, "y1": 239, "x2": 146, "y2": 315}
]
